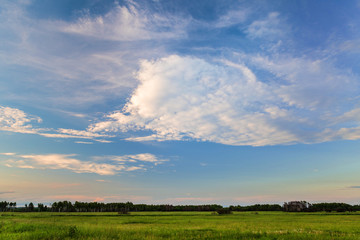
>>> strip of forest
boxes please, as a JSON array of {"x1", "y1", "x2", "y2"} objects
[{"x1": 1, "y1": 201, "x2": 359, "y2": 213}]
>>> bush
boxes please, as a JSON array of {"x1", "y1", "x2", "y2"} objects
[{"x1": 216, "y1": 208, "x2": 232, "y2": 215}]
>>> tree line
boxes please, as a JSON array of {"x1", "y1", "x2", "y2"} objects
[
  {"x1": 229, "y1": 204, "x2": 283, "y2": 211},
  {"x1": 1, "y1": 200, "x2": 360, "y2": 212},
  {"x1": 310, "y1": 203, "x2": 360, "y2": 212},
  {"x1": 230, "y1": 203, "x2": 360, "y2": 212},
  {"x1": 0, "y1": 201, "x2": 222, "y2": 212}
]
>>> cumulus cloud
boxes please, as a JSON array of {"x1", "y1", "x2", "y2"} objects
[
  {"x1": 87, "y1": 55, "x2": 297, "y2": 146},
  {"x1": 4, "y1": 153, "x2": 166, "y2": 175},
  {"x1": 87, "y1": 53, "x2": 360, "y2": 146}
]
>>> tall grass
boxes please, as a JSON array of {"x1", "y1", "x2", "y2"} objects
[{"x1": 1, "y1": 211, "x2": 360, "y2": 239}]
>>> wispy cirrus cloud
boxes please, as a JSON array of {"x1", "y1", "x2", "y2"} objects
[
  {"x1": 17, "y1": 154, "x2": 124, "y2": 175},
  {"x1": 39, "y1": 128, "x2": 111, "y2": 141},
  {"x1": 74, "y1": 141, "x2": 94, "y2": 144},
  {"x1": 246, "y1": 12, "x2": 287, "y2": 39},
  {"x1": 214, "y1": 9, "x2": 248, "y2": 28},
  {"x1": 4, "y1": 153, "x2": 167, "y2": 175},
  {"x1": 62, "y1": 1, "x2": 189, "y2": 41},
  {"x1": 0, "y1": 0, "x2": 185, "y2": 108},
  {"x1": 111, "y1": 153, "x2": 168, "y2": 166}
]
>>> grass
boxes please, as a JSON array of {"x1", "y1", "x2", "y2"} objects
[{"x1": 1, "y1": 211, "x2": 360, "y2": 239}]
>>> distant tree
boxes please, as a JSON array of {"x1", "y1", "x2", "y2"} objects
[
  {"x1": 38, "y1": 203, "x2": 47, "y2": 212},
  {"x1": 0, "y1": 201, "x2": 9, "y2": 212},
  {"x1": 57, "y1": 201, "x2": 64, "y2": 212},
  {"x1": 28, "y1": 202, "x2": 34, "y2": 212}
]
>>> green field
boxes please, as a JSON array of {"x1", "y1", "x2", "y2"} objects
[{"x1": 1, "y1": 211, "x2": 360, "y2": 239}]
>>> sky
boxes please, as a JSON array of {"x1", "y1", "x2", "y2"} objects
[{"x1": 1, "y1": 0, "x2": 360, "y2": 206}]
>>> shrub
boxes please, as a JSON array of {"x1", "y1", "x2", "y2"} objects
[{"x1": 216, "y1": 208, "x2": 232, "y2": 215}]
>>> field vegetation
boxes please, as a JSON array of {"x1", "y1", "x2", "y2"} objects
[{"x1": 1, "y1": 211, "x2": 360, "y2": 240}]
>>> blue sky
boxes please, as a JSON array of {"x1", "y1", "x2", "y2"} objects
[{"x1": 1, "y1": 0, "x2": 360, "y2": 206}]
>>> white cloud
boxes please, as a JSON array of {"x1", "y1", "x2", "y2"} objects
[
  {"x1": 56, "y1": 128, "x2": 109, "y2": 138},
  {"x1": 335, "y1": 108, "x2": 360, "y2": 123},
  {"x1": 18, "y1": 154, "x2": 122, "y2": 175},
  {"x1": 320, "y1": 126, "x2": 360, "y2": 142},
  {"x1": 62, "y1": 1, "x2": 188, "y2": 41},
  {"x1": 1, "y1": 2, "x2": 359, "y2": 147},
  {"x1": 246, "y1": 12, "x2": 286, "y2": 39},
  {"x1": 87, "y1": 53, "x2": 360, "y2": 146},
  {"x1": 249, "y1": 55, "x2": 357, "y2": 111},
  {"x1": 0, "y1": 105, "x2": 111, "y2": 142},
  {"x1": 96, "y1": 179, "x2": 111, "y2": 183},
  {"x1": 4, "y1": 153, "x2": 166, "y2": 175},
  {"x1": 0, "y1": 153, "x2": 17, "y2": 156},
  {"x1": 0, "y1": 1, "x2": 178, "y2": 108},
  {"x1": 215, "y1": 9, "x2": 248, "y2": 28},
  {"x1": 0, "y1": 106, "x2": 42, "y2": 134},
  {"x1": 75, "y1": 141, "x2": 94, "y2": 144},
  {"x1": 111, "y1": 153, "x2": 167, "y2": 165},
  {"x1": 94, "y1": 139, "x2": 113, "y2": 143},
  {"x1": 125, "y1": 166, "x2": 144, "y2": 171},
  {"x1": 88, "y1": 55, "x2": 299, "y2": 146}
]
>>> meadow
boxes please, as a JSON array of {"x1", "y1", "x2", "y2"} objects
[{"x1": 1, "y1": 211, "x2": 360, "y2": 239}]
